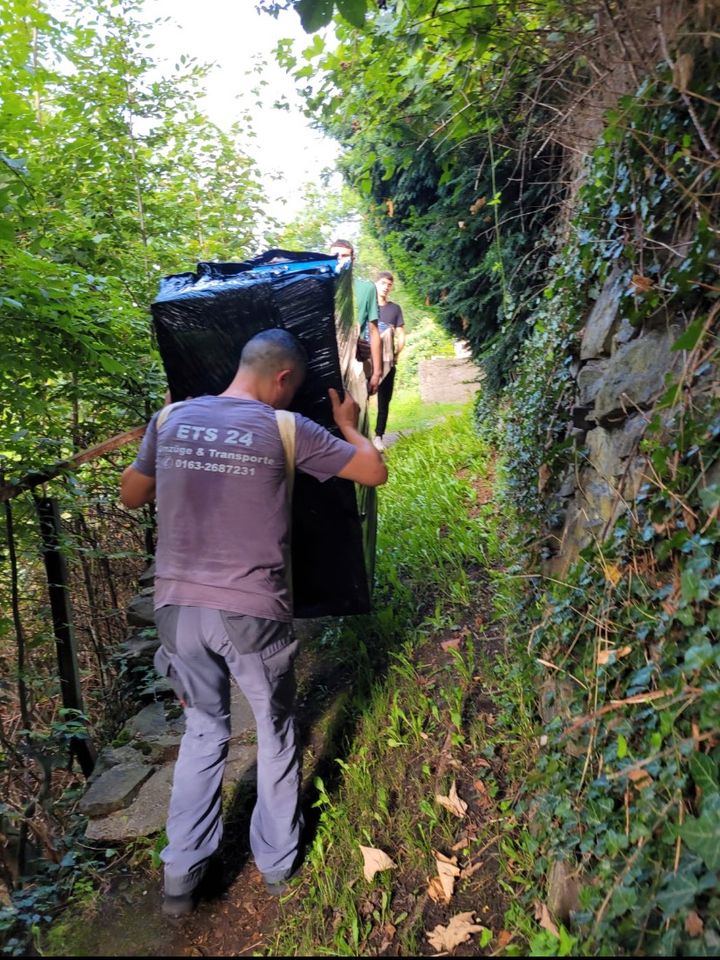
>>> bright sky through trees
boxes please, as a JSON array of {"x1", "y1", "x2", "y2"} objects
[{"x1": 141, "y1": 0, "x2": 339, "y2": 221}]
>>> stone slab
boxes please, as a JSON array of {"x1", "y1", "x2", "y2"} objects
[
  {"x1": 113, "y1": 636, "x2": 160, "y2": 664},
  {"x1": 87, "y1": 744, "x2": 149, "y2": 784},
  {"x1": 124, "y1": 702, "x2": 175, "y2": 740},
  {"x1": 85, "y1": 765, "x2": 174, "y2": 841},
  {"x1": 126, "y1": 589, "x2": 156, "y2": 628},
  {"x1": 593, "y1": 327, "x2": 681, "y2": 424},
  {"x1": 576, "y1": 359, "x2": 609, "y2": 407},
  {"x1": 585, "y1": 414, "x2": 648, "y2": 479},
  {"x1": 580, "y1": 268, "x2": 622, "y2": 360},
  {"x1": 79, "y1": 762, "x2": 156, "y2": 817},
  {"x1": 138, "y1": 561, "x2": 155, "y2": 586},
  {"x1": 85, "y1": 744, "x2": 259, "y2": 842}
]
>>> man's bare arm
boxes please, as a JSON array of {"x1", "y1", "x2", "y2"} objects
[
  {"x1": 120, "y1": 466, "x2": 156, "y2": 508},
  {"x1": 329, "y1": 388, "x2": 388, "y2": 486}
]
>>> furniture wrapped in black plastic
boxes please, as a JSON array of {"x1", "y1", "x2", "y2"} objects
[{"x1": 151, "y1": 249, "x2": 374, "y2": 618}]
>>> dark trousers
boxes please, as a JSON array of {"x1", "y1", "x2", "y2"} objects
[{"x1": 375, "y1": 365, "x2": 396, "y2": 437}]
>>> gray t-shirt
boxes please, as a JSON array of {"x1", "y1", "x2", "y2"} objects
[{"x1": 132, "y1": 395, "x2": 355, "y2": 622}]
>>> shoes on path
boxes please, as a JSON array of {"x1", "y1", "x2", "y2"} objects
[
  {"x1": 372, "y1": 435, "x2": 385, "y2": 452},
  {"x1": 162, "y1": 891, "x2": 196, "y2": 919},
  {"x1": 262, "y1": 865, "x2": 301, "y2": 897}
]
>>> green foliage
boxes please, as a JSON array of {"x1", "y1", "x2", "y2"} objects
[
  {"x1": 480, "y1": 46, "x2": 720, "y2": 957},
  {"x1": 0, "y1": 2, "x2": 271, "y2": 952},
  {"x1": 259, "y1": 0, "x2": 368, "y2": 32},
  {"x1": 273, "y1": 0, "x2": 568, "y2": 388},
  {"x1": 0, "y1": 0, "x2": 268, "y2": 475}
]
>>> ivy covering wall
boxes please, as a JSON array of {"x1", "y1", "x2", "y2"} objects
[{"x1": 492, "y1": 50, "x2": 720, "y2": 954}]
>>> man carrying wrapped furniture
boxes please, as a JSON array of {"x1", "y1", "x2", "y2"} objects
[
  {"x1": 373, "y1": 271, "x2": 406, "y2": 452},
  {"x1": 120, "y1": 329, "x2": 387, "y2": 917}
]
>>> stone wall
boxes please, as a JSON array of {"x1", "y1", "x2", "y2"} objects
[{"x1": 542, "y1": 272, "x2": 717, "y2": 577}]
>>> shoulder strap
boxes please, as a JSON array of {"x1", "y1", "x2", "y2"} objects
[
  {"x1": 275, "y1": 409, "x2": 297, "y2": 609},
  {"x1": 156, "y1": 401, "x2": 185, "y2": 432},
  {"x1": 274, "y1": 409, "x2": 297, "y2": 501}
]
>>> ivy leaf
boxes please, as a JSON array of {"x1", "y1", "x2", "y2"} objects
[
  {"x1": 689, "y1": 753, "x2": 720, "y2": 796},
  {"x1": 680, "y1": 812, "x2": 720, "y2": 871},
  {"x1": 297, "y1": 0, "x2": 335, "y2": 32},
  {"x1": 699, "y1": 484, "x2": 720, "y2": 512},
  {"x1": 336, "y1": 0, "x2": 367, "y2": 29},
  {"x1": 672, "y1": 317, "x2": 706, "y2": 351},
  {"x1": 655, "y1": 870, "x2": 698, "y2": 916}
]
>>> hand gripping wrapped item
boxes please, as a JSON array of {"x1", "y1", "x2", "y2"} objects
[{"x1": 150, "y1": 249, "x2": 376, "y2": 617}]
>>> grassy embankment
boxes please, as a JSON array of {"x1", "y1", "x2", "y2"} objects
[{"x1": 268, "y1": 406, "x2": 539, "y2": 956}]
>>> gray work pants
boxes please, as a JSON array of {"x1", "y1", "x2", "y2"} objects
[{"x1": 154, "y1": 605, "x2": 301, "y2": 896}]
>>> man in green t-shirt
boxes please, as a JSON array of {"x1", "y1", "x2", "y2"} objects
[{"x1": 330, "y1": 239, "x2": 381, "y2": 395}]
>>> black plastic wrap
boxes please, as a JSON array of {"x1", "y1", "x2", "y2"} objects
[{"x1": 151, "y1": 249, "x2": 372, "y2": 618}]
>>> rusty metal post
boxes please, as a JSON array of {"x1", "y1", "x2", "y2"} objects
[{"x1": 34, "y1": 495, "x2": 96, "y2": 777}]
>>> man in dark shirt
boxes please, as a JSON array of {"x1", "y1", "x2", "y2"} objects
[{"x1": 373, "y1": 271, "x2": 406, "y2": 451}]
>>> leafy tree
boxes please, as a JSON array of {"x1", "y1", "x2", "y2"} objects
[
  {"x1": 265, "y1": 0, "x2": 574, "y2": 388},
  {"x1": 0, "y1": 0, "x2": 268, "y2": 474}
]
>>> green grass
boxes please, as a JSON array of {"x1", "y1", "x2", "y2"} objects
[
  {"x1": 370, "y1": 388, "x2": 469, "y2": 436},
  {"x1": 267, "y1": 409, "x2": 516, "y2": 956}
]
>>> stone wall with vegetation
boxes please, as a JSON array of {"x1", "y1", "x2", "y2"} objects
[{"x1": 485, "y1": 38, "x2": 719, "y2": 956}]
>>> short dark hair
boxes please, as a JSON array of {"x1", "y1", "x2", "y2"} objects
[
  {"x1": 240, "y1": 329, "x2": 307, "y2": 378},
  {"x1": 377, "y1": 271, "x2": 394, "y2": 282},
  {"x1": 330, "y1": 239, "x2": 354, "y2": 254}
]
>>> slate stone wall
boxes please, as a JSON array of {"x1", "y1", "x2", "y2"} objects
[{"x1": 541, "y1": 272, "x2": 709, "y2": 577}]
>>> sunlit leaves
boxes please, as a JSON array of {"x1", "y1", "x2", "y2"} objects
[{"x1": 0, "y1": 0, "x2": 268, "y2": 474}]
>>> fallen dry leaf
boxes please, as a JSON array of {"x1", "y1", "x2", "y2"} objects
[
  {"x1": 459, "y1": 859, "x2": 484, "y2": 879},
  {"x1": 685, "y1": 910, "x2": 704, "y2": 937},
  {"x1": 631, "y1": 274, "x2": 653, "y2": 293},
  {"x1": 628, "y1": 768, "x2": 653, "y2": 790},
  {"x1": 534, "y1": 900, "x2": 559, "y2": 937},
  {"x1": 673, "y1": 52, "x2": 694, "y2": 92},
  {"x1": 597, "y1": 644, "x2": 632, "y2": 665},
  {"x1": 603, "y1": 562, "x2": 623, "y2": 586},
  {"x1": 451, "y1": 835, "x2": 469, "y2": 852},
  {"x1": 359, "y1": 845, "x2": 397, "y2": 882},
  {"x1": 497, "y1": 929, "x2": 513, "y2": 948},
  {"x1": 435, "y1": 781, "x2": 468, "y2": 818},
  {"x1": 427, "y1": 875, "x2": 448, "y2": 903},
  {"x1": 428, "y1": 851, "x2": 460, "y2": 903},
  {"x1": 440, "y1": 636, "x2": 461, "y2": 652},
  {"x1": 426, "y1": 912, "x2": 486, "y2": 952},
  {"x1": 475, "y1": 758, "x2": 491, "y2": 769}
]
